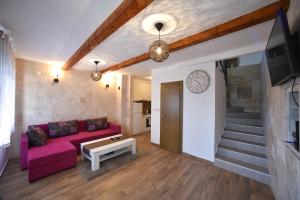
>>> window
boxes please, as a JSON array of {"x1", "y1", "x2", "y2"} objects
[{"x1": 0, "y1": 30, "x2": 15, "y2": 146}]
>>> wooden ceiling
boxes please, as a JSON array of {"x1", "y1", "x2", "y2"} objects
[{"x1": 63, "y1": 0, "x2": 289, "y2": 72}]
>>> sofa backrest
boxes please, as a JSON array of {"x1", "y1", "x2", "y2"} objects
[
  {"x1": 29, "y1": 120, "x2": 89, "y2": 137},
  {"x1": 78, "y1": 120, "x2": 87, "y2": 132},
  {"x1": 30, "y1": 124, "x2": 49, "y2": 135}
]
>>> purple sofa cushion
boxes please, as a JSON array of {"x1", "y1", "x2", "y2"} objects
[
  {"x1": 28, "y1": 156, "x2": 76, "y2": 182},
  {"x1": 65, "y1": 128, "x2": 119, "y2": 151},
  {"x1": 27, "y1": 137, "x2": 76, "y2": 169},
  {"x1": 86, "y1": 117, "x2": 108, "y2": 132},
  {"x1": 28, "y1": 124, "x2": 49, "y2": 135},
  {"x1": 26, "y1": 126, "x2": 47, "y2": 147},
  {"x1": 48, "y1": 120, "x2": 78, "y2": 138},
  {"x1": 108, "y1": 122, "x2": 121, "y2": 133},
  {"x1": 65, "y1": 128, "x2": 118, "y2": 144},
  {"x1": 78, "y1": 120, "x2": 87, "y2": 132}
]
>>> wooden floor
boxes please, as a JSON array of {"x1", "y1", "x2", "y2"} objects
[{"x1": 0, "y1": 133, "x2": 274, "y2": 200}]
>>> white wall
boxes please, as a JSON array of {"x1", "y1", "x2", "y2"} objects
[
  {"x1": 239, "y1": 52, "x2": 264, "y2": 67},
  {"x1": 151, "y1": 61, "x2": 218, "y2": 161},
  {"x1": 214, "y1": 68, "x2": 226, "y2": 153}
]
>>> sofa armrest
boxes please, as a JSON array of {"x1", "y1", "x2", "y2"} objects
[
  {"x1": 20, "y1": 133, "x2": 28, "y2": 170},
  {"x1": 108, "y1": 123, "x2": 121, "y2": 134}
]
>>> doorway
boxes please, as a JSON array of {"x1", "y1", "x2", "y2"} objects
[{"x1": 160, "y1": 81, "x2": 183, "y2": 153}]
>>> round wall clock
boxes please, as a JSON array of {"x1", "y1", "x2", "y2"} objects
[{"x1": 186, "y1": 70, "x2": 210, "y2": 93}]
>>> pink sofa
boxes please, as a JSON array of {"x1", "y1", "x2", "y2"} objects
[{"x1": 20, "y1": 120, "x2": 121, "y2": 182}]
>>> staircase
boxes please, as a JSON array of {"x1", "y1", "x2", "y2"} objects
[{"x1": 214, "y1": 112, "x2": 270, "y2": 185}]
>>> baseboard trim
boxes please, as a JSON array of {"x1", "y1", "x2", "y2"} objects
[
  {"x1": 150, "y1": 142, "x2": 160, "y2": 147},
  {"x1": 150, "y1": 143, "x2": 214, "y2": 165},
  {"x1": 182, "y1": 152, "x2": 214, "y2": 165}
]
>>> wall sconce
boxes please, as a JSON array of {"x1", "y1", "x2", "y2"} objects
[
  {"x1": 51, "y1": 64, "x2": 63, "y2": 86},
  {"x1": 52, "y1": 75, "x2": 59, "y2": 85},
  {"x1": 103, "y1": 71, "x2": 113, "y2": 89}
]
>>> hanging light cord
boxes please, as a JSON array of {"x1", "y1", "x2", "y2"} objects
[
  {"x1": 158, "y1": 29, "x2": 160, "y2": 40},
  {"x1": 94, "y1": 61, "x2": 99, "y2": 72},
  {"x1": 292, "y1": 76, "x2": 299, "y2": 107}
]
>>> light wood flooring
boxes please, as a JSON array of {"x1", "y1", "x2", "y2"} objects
[{"x1": 0, "y1": 133, "x2": 274, "y2": 200}]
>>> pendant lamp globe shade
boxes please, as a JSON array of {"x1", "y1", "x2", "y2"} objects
[
  {"x1": 90, "y1": 60, "x2": 102, "y2": 81},
  {"x1": 90, "y1": 71, "x2": 102, "y2": 81},
  {"x1": 149, "y1": 39, "x2": 169, "y2": 62}
]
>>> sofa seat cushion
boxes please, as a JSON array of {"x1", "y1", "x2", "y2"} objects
[
  {"x1": 27, "y1": 137, "x2": 76, "y2": 169},
  {"x1": 65, "y1": 128, "x2": 119, "y2": 147}
]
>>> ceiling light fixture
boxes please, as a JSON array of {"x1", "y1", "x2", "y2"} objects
[
  {"x1": 142, "y1": 14, "x2": 177, "y2": 35},
  {"x1": 149, "y1": 22, "x2": 169, "y2": 62},
  {"x1": 90, "y1": 60, "x2": 102, "y2": 81}
]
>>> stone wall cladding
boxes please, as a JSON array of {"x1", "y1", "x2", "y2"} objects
[{"x1": 11, "y1": 58, "x2": 117, "y2": 157}]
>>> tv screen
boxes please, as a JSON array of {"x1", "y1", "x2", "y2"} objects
[{"x1": 265, "y1": 10, "x2": 299, "y2": 86}]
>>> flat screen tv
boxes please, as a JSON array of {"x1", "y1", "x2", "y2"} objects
[{"x1": 265, "y1": 9, "x2": 299, "y2": 87}]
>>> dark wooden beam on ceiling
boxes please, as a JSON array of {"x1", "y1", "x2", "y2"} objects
[
  {"x1": 62, "y1": 0, "x2": 153, "y2": 71},
  {"x1": 100, "y1": 0, "x2": 290, "y2": 73}
]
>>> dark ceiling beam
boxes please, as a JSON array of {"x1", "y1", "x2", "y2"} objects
[
  {"x1": 100, "y1": 0, "x2": 289, "y2": 73},
  {"x1": 62, "y1": 0, "x2": 153, "y2": 70}
]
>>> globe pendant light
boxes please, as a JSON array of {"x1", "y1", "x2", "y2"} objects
[
  {"x1": 90, "y1": 60, "x2": 102, "y2": 81},
  {"x1": 149, "y1": 22, "x2": 169, "y2": 62}
]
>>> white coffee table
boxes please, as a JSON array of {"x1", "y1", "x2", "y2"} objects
[{"x1": 80, "y1": 135, "x2": 136, "y2": 171}]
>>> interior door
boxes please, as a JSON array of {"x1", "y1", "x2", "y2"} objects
[{"x1": 160, "y1": 81, "x2": 183, "y2": 153}]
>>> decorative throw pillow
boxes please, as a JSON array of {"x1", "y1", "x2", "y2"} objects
[
  {"x1": 26, "y1": 126, "x2": 47, "y2": 146},
  {"x1": 48, "y1": 120, "x2": 78, "y2": 138},
  {"x1": 86, "y1": 117, "x2": 108, "y2": 132}
]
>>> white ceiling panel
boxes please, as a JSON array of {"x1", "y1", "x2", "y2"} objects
[
  {"x1": 116, "y1": 20, "x2": 274, "y2": 77},
  {"x1": 0, "y1": 0, "x2": 123, "y2": 64},
  {"x1": 74, "y1": 0, "x2": 276, "y2": 71}
]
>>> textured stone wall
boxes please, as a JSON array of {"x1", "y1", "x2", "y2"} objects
[
  {"x1": 11, "y1": 58, "x2": 117, "y2": 157},
  {"x1": 115, "y1": 74, "x2": 131, "y2": 135},
  {"x1": 123, "y1": 75, "x2": 131, "y2": 135},
  {"x1": 261, "y1": 1, "x2": 300, "y2": 199},
  {"x1": 227, "y1": 64, "x2": 261, "y2": 112},
  {"x1": 261, "y1": 54, "x2": 300, "y2": 200}
]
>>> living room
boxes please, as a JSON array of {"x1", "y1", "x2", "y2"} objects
[{"x1": 0, "y1": 0, "x2": 300, "y2": 199}]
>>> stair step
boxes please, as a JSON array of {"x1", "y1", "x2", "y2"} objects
[
  {"x1": 214, "y1": 154, "x2": 270, "y2": 185},
  {"x1": 218, "y1": 145, "x2": 267, "y2": 168},
  {"x1": 227, "y1": 107, "x2": 244, "y2": 113},
  {"x1": 224, "y1": 128, "x2": 263, "y2": 136},
  {"x1": 221, "y1": 136, "x2": 266, "y2": 154},
  {"x1": 226, "y1": 112, "x2": 261, "y2": 119},
  {"x1": 222, "y1": 136, "x2": 265, "y2": 146},
  {"x1": 219, "y1": 144, "x2": 266, "y2": 158},
  {"x1": 224, "y1": 129, "x2": 265, "y2": 144},
  {"x1": 226, "y1": 123, "x2": 264, "y2": 135},
  {"x1": 226, "y1": 118, "x2": 263, "y2": 126}
]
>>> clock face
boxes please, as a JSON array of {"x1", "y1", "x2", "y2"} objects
[{"x1": 186, "y1": 70, "x2": 210, "y2": 93}]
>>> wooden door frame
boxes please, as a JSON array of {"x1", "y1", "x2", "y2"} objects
[{"x1": 160, "y1": 80, "x2": 183, "y2": 153}]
